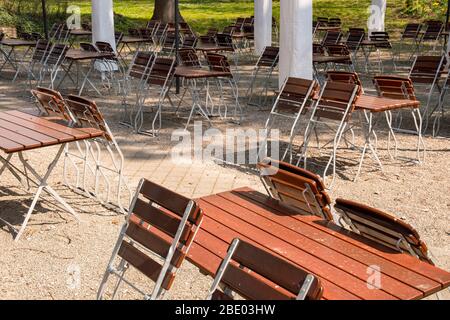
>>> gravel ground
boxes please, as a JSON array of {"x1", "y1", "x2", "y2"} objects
[{"x1": 0, "y1": 49, "x2": 449, "y2": 300}]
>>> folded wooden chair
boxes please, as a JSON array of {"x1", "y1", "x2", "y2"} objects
[
  {"x1": 409, "y1": 55, "x2": 447, "y2": 129},
  {"x1": 258, "y1": 158, "x2": 333, "y2": 221},
  {"x1": 119, "y1": 51, "x2": 155, "y2": 128},
  {"x1": 199, "y1": 28, "x2": 218, "y2": 44},
  {"x1": 321, "y1": 31, "x2": 342, "y2": 46},
  {"x1": 399, "y1": 23, "x2": 422, "y2": 59},
  {"x1": 30, "y1": 86, "x2": 71, "y2": 121},
  {"x1": 264, "y1": 77, "x2": 318, "y2": 162},
  {"x1": 373, "y1": 75, "x2": 425, "y2": 161},
  {"x1": 38, "y1": 43, "x2": 69, "y2": 89},
  {"x1": 135, "y1": 57, "x2": 176, "y2": 136},
  {"x1": 433, "y1": 68, "x2": 449, "y2": 136},
  {"x1": 207, "y1": 238, "x2": 323, "y2": 300},
  {"x1": 324, "y1": 44, "x2": 355, "y2": 72},
  {"x1": 419, "y1": 21, "x2": 444, "y2": 53},
  {"x1": 344, "y1": 28, "x2": 365, "y2": 68},
  {"x1": 97, "y1": 178, "x2": 203, "y2": 300},
  {"x1": 181, "y1": 34, "x2": 197, "y2": 49},
  {"x1": 368, "y1": 31, "x2": 396, "y2": 72},
  {"x1": 202, "y1": 52, "x2": 241, "y2": 124},
  {"x1": 297, "y1": 81, "x2": 360, "y2": 187},
  {"x1": 26, "y1": 39, "x2": 52, "y2": 89},
  {"x1": 246, "y1": 46, "x2": 279, "y2": 107},
  {"x1": 334, "y1": 198, "x2": 434, "y2": 265},
  {"x1": 63, "y1": 95, "x2": 132, "y2": 213}
]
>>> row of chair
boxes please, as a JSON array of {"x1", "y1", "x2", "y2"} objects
[{"x1": 31, "y1": 87, "x2": 132, "y2": 213}]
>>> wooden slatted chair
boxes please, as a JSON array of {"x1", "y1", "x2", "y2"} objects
[
  {"x1": 181, "y1": 34, "x2": 198, "y2": 49},
  {"x1": 433, "y1": 68, "x2": 449, "y2": 136},
  {"x1": 120, "y1": 51, "x2": 155, "y2": 127},
  {"x1": 326, "y1": 71, "x2": 363, "y2": 92},
  {"x1": 199, "y1": 28, "x2": 218, "y2": 44},
  {"x1": 419, "y1": 21, "x2": 444, "y2": 53},
  {"x1": 324, "y1": 44, "x2": 355, "y2": 72},
  {"x1": 399, "y1": 23, "x2": 422, "y2": 59},
  {"x1": 369, "y1": 31, "x2": 396, "y2": 71},
  {"x1": 26, "y1": 39, "x2": 52, "y2": 89},
  {"x1": 207, "y1": 238, "x2": 323, "y2": 300},
  {"x1": 97, "y1": 178, "x2": 203, "y2": 300},
  {"x1": 135, "y1": 57, "x2": 176, "y2": 136},
  {"x1": 409, "y1": 55, "x2": 447, "y2": 129},
  {"x1": 246, "y1": 46, "x2": 279, "y2": 107},
  {"x1": 334, "y1": 198, "x2": 434, "y2": 265},
  {"x1": 258, "y1": 158, "x2": 333, "y2": 221},
  {"x1": 153, "y1": 22, "x2": 169, "y2": 48},
  {"x1": 321, "y1": 30, "x2": 342, "y2": 46},
  {"x1": 63, "y1": 95, "x2": 132, "y2": 213},
  {"x1": 344, "y1": 28, "x2": 365, "y2": 67},
  {"x1": 204, "y1": 52, "x2": 242, "y2": 123},
  {"x1": 298, "y1": 81, "x2": 360, "y2": 187},
  {"x1": 160, "y1": 31, "x2": 178, "y2": 56},
  {"x1": 264, "y1": 77, "x2": 318, "y2": 162},
  {"x1": 38, "y1": 43, "x2": 69, "y2": 89},
  {"x1": 31, "y1": 86, "x2": 71, "y2": 121},
  {"x1": 373, "y1": 75, "x2": 425, "y2": 161}
]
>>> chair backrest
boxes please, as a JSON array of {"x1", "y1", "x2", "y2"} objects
[
  {"x1": 409, "y1": 55, "x2": 447, "y2": 84},
  {"x1": 272, "y1": 77, "x2": 318, "y2": 114},
  {"x1": 422, "y1": 21, "x2": 443, "y2": 40},
  {"x1": 322, "y1": 31, "x2": 342, "y2": 46},
  {"x1": 257, "y1": 46, "x2": 279, "y2": 67},
  {"x1": 45, "y1": 43, "x2": 69, "y2": 66},
  {"x1": 326, "y1": 71, "x2": 363, "y2": 94},
  {"x1": 146, "y1": 20, "x2": 161, "y2": 34},
  {"x1": 31, "y1": 39, "x2": 52, "y2": 63},
  {"x1": 216, "y1": 33, "x2": 234, "y2": 49},
  {"x1": 31, "y1": 87, "x2": 70, "y2": 120},
  {"x1": 121, "y1": 178, "x2": 203, "y2": 294},
  {"x1": 127, "y1": 51, "x2": 155, "y2": 81},
  {"x1": 328, "y1": 17, "x2": 341, "y2": 27},
  {"x1": 64, "y1": 95, "x2": 111, "y2": 141},
  {"x1": 373, "y1": 76, "x2": 417, "y2": 100},
  {"x1": 222, "y1": 25, "x2": 235, "y2": 35},
  {"x1": 162, "y1": 32, "x2": 178, "y2": 50},
  {"x1": 325, "y1": 44, "x2": 351, "y2": 57},
  {"x1": 95, "y1": 41, "x2": 115, "y2": 54},
  {"x1": 49, "y1": 23, "x2": 61, "y2": 40},
  {"x1": 258, "y1": 158, "x2": 333, "y2": 221},
  {"x1": 81, "y1": 23, "x2": 91, "y2": 31},
  {"x1": 334, "y1": 198, "x2": 433, "y2": 264},
  {"x1": 402, "y1": 23, "x2": 422, "y2": 40},
  {"x1": 369, "y1": 31, "x2": 392, "y2": 48},
  {"x1": 345, "y1": 29, "x2": 365, "y2": 50},
  {"x1": 205, "y1": 53, "x2": 232, "y2": 74},
  {"x1": 80, "y1": 42, "x2": 99, "y2": 52},
  {"x1": 181, "y1": 34, "x2": 197, "y2": 48},
  {"x1": 178, "y1": 48, "x2": 201, "y2": 67},
  {"x1": 154, "y1": 23, "x2": 168, "y2": 39},
  {"x1": 317, "y1": 16, "x2": 329, "y2": 26},
  {"x1": 234, "y1": 17, "x2": 246, "y2": 30},
  {"x1": 208, "y1": 238, "x2": 323, "y2": 300},
  {"x1": 313, "y1": 43, "x2": 325, "y2": 55},
  {"x1": 313, "y1": 81, "x2": 360, "y2": 121},
  {"x1": 115, "y1": 32, "x2": 124, "y2": 46},
  {"x1": 147, "y1": 57, "x2": 176, "y2": 87}
]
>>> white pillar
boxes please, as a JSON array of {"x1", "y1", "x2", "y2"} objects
[
  {"x1": 92, "y1": 0, "x2": 116, "y2": 51},
  {"x1": 254, "y1": 0, "x2": 272, "y2": 55},
  {"x1": 279, "y1": 0, "x2": 313, "y2": 87},
  {"x1": 368, "y1": 0, "x2": 387, "y2": 35}
]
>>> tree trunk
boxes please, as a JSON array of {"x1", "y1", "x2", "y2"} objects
[{"x1": 151, "y1": 0, "x2": 184, "y2": 23}]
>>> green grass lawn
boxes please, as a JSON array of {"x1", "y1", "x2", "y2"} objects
[{"x1": 1, "y1": 0, "x2": 447, "y2": 35}]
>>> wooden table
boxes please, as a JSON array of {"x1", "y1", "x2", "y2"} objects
[
  {"x1": 188, "y1": 187, "x2": 450, "y2": 300},
  {"x1": 175, "y1": 66, "x2": 236, "y2": 129},
  {"x1": 195, "y1": 44, "x2": 234, "y2": 53},
  {"x1": 59, "y1": 49, "x2": 115, "y2": 95},
  {"x1": 0, "y1": 39, "x2": 36, "y2": 79},
  {"x1": 0, "y1": 110, "x2": 104, "y2": 240}
]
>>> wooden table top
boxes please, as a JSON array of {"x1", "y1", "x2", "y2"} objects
[
  {"x1": 175, "y1": 66, "x2": 230, "y2": 79},
  {"x1": 356, "y1": 95, "x2": 420, "y2": 112},
  {"x1": 313, "y1": 55, "x2": 351, "y2": 64},
  {"x1": 0, "y1": 39, "x2": 36, "y2": 47},
  {"x1": 70, "y1": 29, "x2": 92, "y2": 36},
  {"x1": 188, "y1": 187, "x2": 450, "y2": 300},
  {"x1": 195, "y1": 44, "x2": 234, "y2": 52},
  {"x1": 121, "y1": 36, "x2": 153, "y2": 44},
  {"x1": 0, "y1": 111, "x2": 104, "y2": 154},
  {"x1": 66, "y1": 49, "x2": 115, "y2": 61}
]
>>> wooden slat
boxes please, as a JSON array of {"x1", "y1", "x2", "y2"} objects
[
  {"x1": 0, "y1": 128, "x2": 42, "y2": 150},
  {"x1": 235, "y1": 188, "x2": 450, "y2": 288},
  {"x1": 118, "y1": 241, "x2": 175, "y2": 290},
  {"x1": 200, "y1": 196, "x2": 420, "y2": 299},
  {"x1": 218, "y1": 191, "x2": 442, "y2": 295},
  {"x1": 0, "y1": 119, "x2": 57, "y2": 146},
  {"x1": 0, "y1": 136, "x2": 25, "y2": 153},
  {"x1": 5, "y1": 111, "x2": 102, "y2": 139}
]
